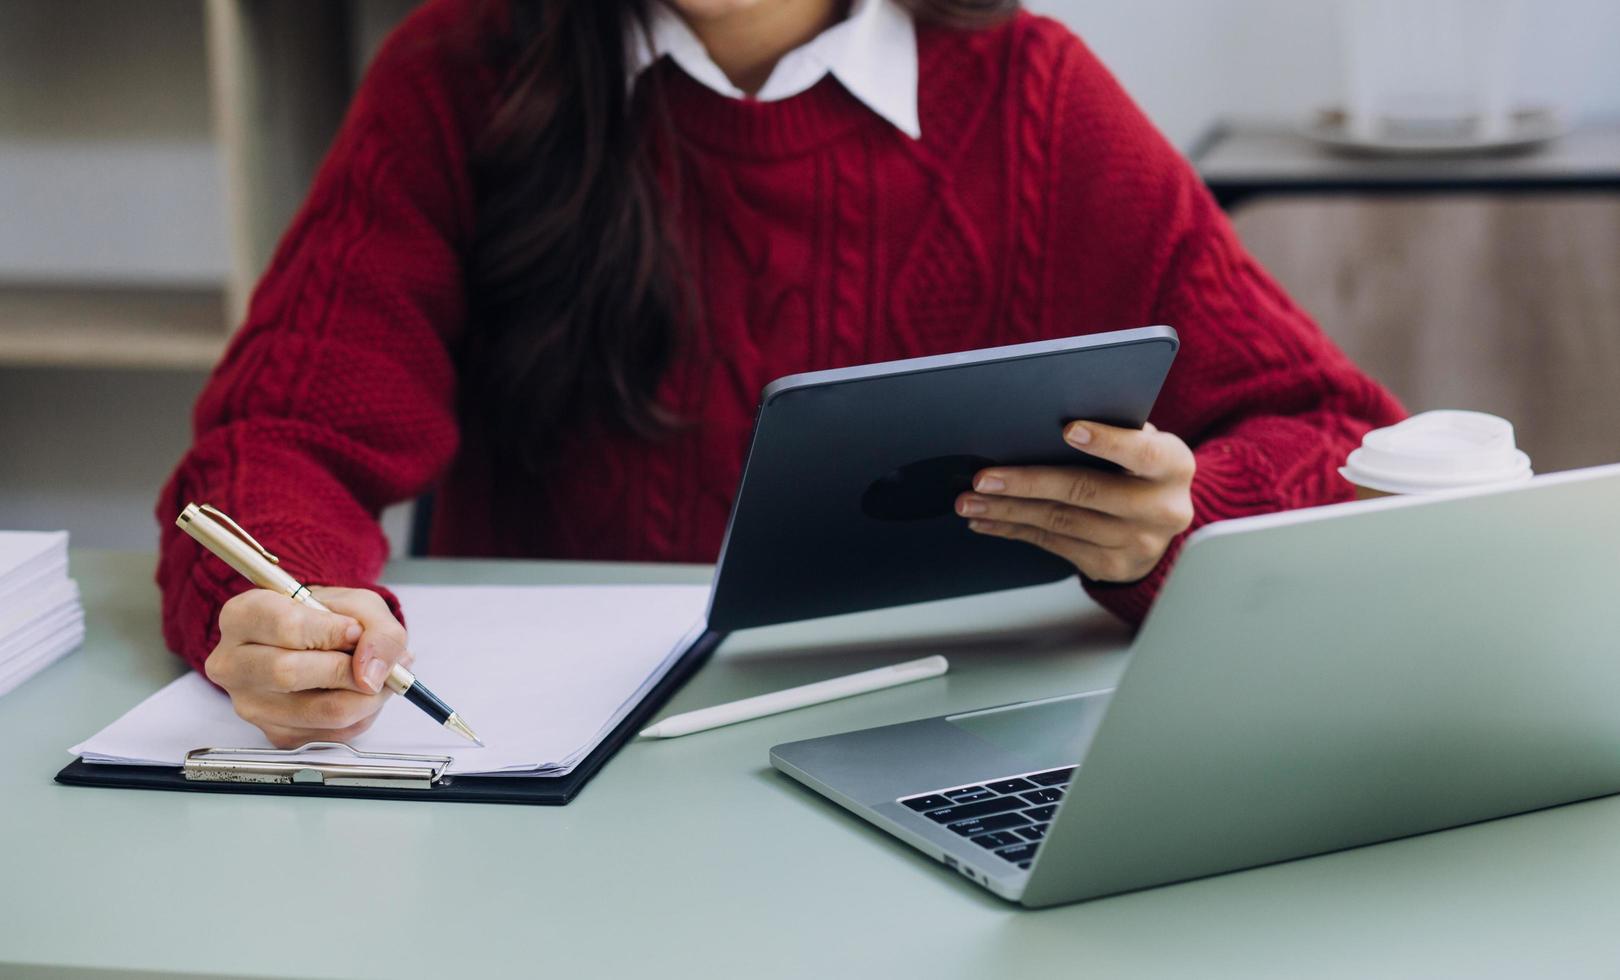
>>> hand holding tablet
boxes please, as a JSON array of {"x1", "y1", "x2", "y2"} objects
[
  {"x1": 707, "y1": 326, "x2": 1181, "y2": 631},
  {"x1": 958, "y1": 419, "x2": 1196, "y2": 585}
]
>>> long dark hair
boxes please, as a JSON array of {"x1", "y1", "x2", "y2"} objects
[{"x1": 467, "y1": 0, "x2": 1017, "y2": 474}]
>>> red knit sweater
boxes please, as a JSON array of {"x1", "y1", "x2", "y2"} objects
[{"x1": 157, "y1": 0, "x2": 1404, "y2": 672}]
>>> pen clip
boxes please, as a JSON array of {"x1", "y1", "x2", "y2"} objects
[{"x1": 196, "y1": 503, "x2": 281, "y2": 565}]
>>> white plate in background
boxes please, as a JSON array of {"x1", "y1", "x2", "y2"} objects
[{"x1": 1300, "y1": 106, "x2": 1568, "y2": 158}]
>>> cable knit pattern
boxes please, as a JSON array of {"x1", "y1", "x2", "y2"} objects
[
  {"x1": 1006, "y1": 21, "x2": 1059, "y2": 345},
  {"x1": 156, "y1": 0, "x2": 1404, "y2": 672}
]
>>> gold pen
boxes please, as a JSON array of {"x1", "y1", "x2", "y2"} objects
[{"x1": 176, "y1": 503, "x2": 483, "y2": 746}]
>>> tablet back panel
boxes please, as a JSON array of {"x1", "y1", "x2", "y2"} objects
[{"x1": 707, "y1": 327, "x2": 1179, "y2": 632}]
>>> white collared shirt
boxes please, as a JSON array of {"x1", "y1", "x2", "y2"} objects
[{"x1": 630, "y1": 0, "x2": 921, "y2": 140}]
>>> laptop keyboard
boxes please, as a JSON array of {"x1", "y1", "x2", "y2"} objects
[{"x1": 898, "y1": 766, "x2": 1074, "y2": 870}]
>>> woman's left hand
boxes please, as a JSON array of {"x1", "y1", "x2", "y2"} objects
[{"x1": 956, "y1": 420, "x2": 1196, "y2": 584}]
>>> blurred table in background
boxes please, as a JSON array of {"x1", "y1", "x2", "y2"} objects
[
  {"x1": 1195, "y1": 121, "x2": 1620, "y2": 474},
  {"x1": 1195, "y1": 120, "x2": 1620, "y2": 210}
]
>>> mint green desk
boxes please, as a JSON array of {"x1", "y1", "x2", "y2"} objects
[{"x1": 5, "y1": 551, "x2": 1620, "y2": 979}]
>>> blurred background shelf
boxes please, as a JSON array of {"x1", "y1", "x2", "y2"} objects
[
  {"x1": 0, "y1": 0, "x2": 416, "y2": 552},
  {"x1": 0, "y1": 0, "x2": 415, "y2": 356},
  {"x1": 0, "y1": 285, "x2": 228, "y2": 370},
  {"x1": 0, "y1": 0, "x2": 227, "y2": 288}
]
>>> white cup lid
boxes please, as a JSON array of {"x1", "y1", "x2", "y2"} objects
[{"x1": 1340, "y1": 410, "x2": 1532, "y2": 495}]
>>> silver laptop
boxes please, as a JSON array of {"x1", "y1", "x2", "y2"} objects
[{"x1": 770, "y1": 464, "x2": 1620, "y2": 907}]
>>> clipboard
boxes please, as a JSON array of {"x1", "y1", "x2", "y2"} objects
[{"x1": 55, "y1": 629, "x2": 725, "y2": 805}]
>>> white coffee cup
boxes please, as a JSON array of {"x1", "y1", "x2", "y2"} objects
[{"x1": 1340, "y1": 410, "x2": 1532, "y2": 498}]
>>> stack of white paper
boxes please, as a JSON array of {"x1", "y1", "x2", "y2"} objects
[
  {"x1": 0, "y1": 531, "x2": 85, "y2": 697},
  {"x1": 72, "y1": 583, "x2": 709, "y2": 777}
]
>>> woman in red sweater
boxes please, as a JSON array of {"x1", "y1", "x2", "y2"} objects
[{"x1": 159, "y1": 0, "x2": 1403, "y2": 747}]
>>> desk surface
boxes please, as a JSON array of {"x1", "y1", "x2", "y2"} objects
[{"x1": 6, "y1": 552, "x2": 1620, "y2": 979}]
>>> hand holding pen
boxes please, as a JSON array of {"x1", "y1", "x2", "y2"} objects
[{"x1": 177, "y1": 504, "x2": 482, "y2": 748}]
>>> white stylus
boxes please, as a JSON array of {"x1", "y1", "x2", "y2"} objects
[{"x1": 639, "y1": 655, "x2": 950, "y2": 739}]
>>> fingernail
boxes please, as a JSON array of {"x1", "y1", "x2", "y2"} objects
[
  {"x1": 975, "y1": 475, "x2": 1006, "y2": 493},
  {"x1": 344, "y1": 623, "x2": 361, "y2": 643},
  {"x1": 958, "y1": 496, "x2": 987, "y2": 517},
  {"x1": 968, "y1": 520, "x2": 987, "y2": 532},
  {"x1": 1066, "y1": 424, "x2": 1093, "y2": 447},
  {"x1": 363, "y1": 658, "x2": 388, "y2": 692}
]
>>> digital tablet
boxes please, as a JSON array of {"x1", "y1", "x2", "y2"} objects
[{"x1": 707, "y1": 325, "x2": 1180, "y2": 631}]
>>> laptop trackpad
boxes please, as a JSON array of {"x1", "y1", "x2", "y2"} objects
[{"x1": 946, "y1": 691, "x2": 1112, "y2": 766}]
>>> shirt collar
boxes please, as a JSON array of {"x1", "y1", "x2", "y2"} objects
[{"x1": 631, "y1": 0, "x2": 921, "y2": 140}]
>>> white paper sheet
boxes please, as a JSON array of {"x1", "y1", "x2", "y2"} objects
[
  {"x1": 0, "y1": 530, "x2": 81, "y2": 696},
  {"x1": 0, "y1": 529, "x2": 65, "y2": 570},
  {"x1": 0, "y1": 530, "x2": 68, "y2": 601},
  {"x1": 0, "y1": 577, "x2": 79, "y2": 641},
  {"x1": 71, "y1": 584, "x2": 710, "y2": 776},
  {"x1": 0, "y1": 619, "x2": 84, "y2": 696}
]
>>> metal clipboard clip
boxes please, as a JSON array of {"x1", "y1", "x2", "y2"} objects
[{"x1": 182, "y1": 742, "x2": 452, "y2": 790}]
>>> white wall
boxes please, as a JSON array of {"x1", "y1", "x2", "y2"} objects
[{"x1": 1029, "y1": 0, "x2": 1620, "y2": 148}]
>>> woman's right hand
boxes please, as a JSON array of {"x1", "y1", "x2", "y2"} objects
[{"x1": 204, "y1": 586, "x2": 412, "y2": 748}]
